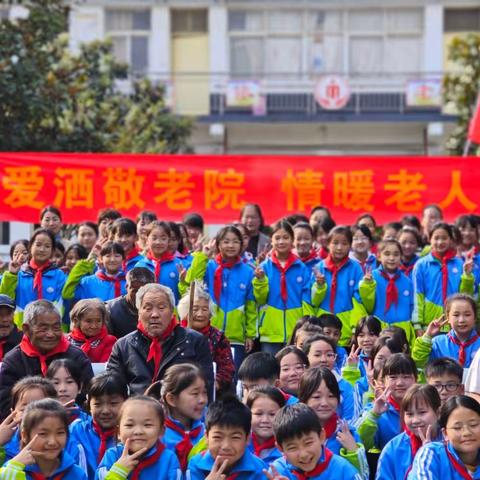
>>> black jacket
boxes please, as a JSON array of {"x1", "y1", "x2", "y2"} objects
[
  {"x1": 0, "y1": 328, "x2": 23, "y2": 361},
  {"x1": 105, "y1": 295, "x2": 138, "y2": 338},
  {"x1": 0, "y1": 342, "x2": 93, "y2": 418},
  {"x1": 106, "y1": 325, "x2": 214, "y2": 398}
]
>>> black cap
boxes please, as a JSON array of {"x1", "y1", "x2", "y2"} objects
[{"x1": 0, "y1": 294, "x2": 15, "y2": 310}]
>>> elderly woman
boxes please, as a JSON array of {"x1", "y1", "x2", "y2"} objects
[
  {"x1": 0, "y1": 299, "x2": 93, "y2": 418},
  {"x1": 178, "y1": 282, "x2": 235, "y2": 395},
  {"x1": 106, "y1": 283, "x2": 214, "y2": 396}
]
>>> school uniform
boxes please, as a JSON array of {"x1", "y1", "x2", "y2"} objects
[
  {"x1": 412, "y1": 251, "x2": 470, "y2": 331},
  {"x1": 163, "y1": 417, "x2": 205, "y2": 471},
  {"x1": 334, "y1": 371, "x2": 356, "y2": 422},
  {"x1": 400, "y1": 255, "x2": 419, "y2": 279},
  {"x1": 68, "y1": 404, "x2": 91, "y2": 425},
  {"x1": 359, "y1": 266, "x2": 415, "y2": 346},
  {"x1": 187, "y1": 449, "x2": 266, "y2": 480},
  {"x1": 69, "y1": 417, "x2": 117, "y2": 480},
  {"x1": 352, "y1": 376, "x2": 372, "y2": 421},
  {"x1": 96, "y1": 441, "x2": 181, "y2": 480},
  {"x1": 135, "y1": 254, "x2": 183, "y2": 303},
  {"x1": 312, "y1": 256, "x2": 366, "y2": 346},
  {"x1": 0, "y1": 263, "x2": 66, "y2": 328},
  {"x1": 407, "y1": 441, "x2": 480, "y2": 479},
  {"x1": 270, "y1": 445, "x2": 362, "y2": 480},
  {"x1": 376, "y1": 430, "x2": 443, "y2": 480},
  {"x1": 175, "y1": 251, "x2": 193, "y2": 270},
  {"x1": 349, "y1": 252, "x2": 378, "y2": 274},
  {"x1": 67, "y1": 326, "x2": 117, "y2": 363},
  {"x1": 75, "y1": 271, "x2": 126, "y2": 302},
  {"x1": 122, "y1": 247, "x2": 144, "y2": 274},
  {"x1": 0, "y1": 452, "x2": 86, "y2": 480},
  {"x1": 412, "y1": 329, "x2": 480, "y2": 370},
  {"x1": 336, "y1": 345, "x2": 348, "y2": 370},
  {"x1": 299, "y1": 250, "x2": 320, "y2": 276},
  {"x1": 254, "y1": 252, "x2": 313, "y2": 345},
  {"x1": 247, "y1": 434, "x2": 282, "y2": 465}
]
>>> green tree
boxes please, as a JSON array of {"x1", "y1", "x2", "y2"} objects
[
  {"x1": 443, "y1": 33, "x2": 480, "y2": 156},
  {"x1": 0, "y1": 0, "x2": 192, "y2": 152}
]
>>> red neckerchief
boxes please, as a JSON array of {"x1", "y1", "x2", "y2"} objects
[
  {"x1": 400, "y1": 257, "x2": 417, "y2": 277},
  {"x1": 380, "y1": 269, "x2": 400, "y2": 314},
  {"x1": 0, "y1": 338, "x2": 6, "y2": 361},
  {"x1": 29, "y1": 259, "x2": 52, "y2": 299},
  {"x1": 123, "y1": 246, "x2": 141, "y2": 271},
  {"x1": 213, "y1": 254, "x2": 241, "y2": 303},
  {"x1": 317, "y1": 247, "x2": 328, "y2": 260},
  {"x1": 198, "y1": 324, "x2": 211, "y2": 336},
  {"x1": 31, "y1": 473, "x2": 64, "y2": 480},
  {"x1": 292, "y1": 448, "x2": 333, "y2": 479},
  {"x1": 404, "y1": 426, "x2": 422, "y2": 457},
  {"x1": 95, "y1": 270, "x2": 125, "y2": 298},
  {"x1": 130, "y1": 441, "x2": 165, "y2": 480},
  {"x1": 388, "y1": 396, "x2": 401, "y2": 413},
  {"x1": 444, "y1": 442, "x2": 474, "y2": 480},
  {"x1": 431, "y1": 249, "x2": 457, "y2": 302},
  {"x1": 226, "y1": 475, "x2": 240, "y2": 480},
  {"x1": 271, "y1": 251, "x2": 298, "y2": 303},
  {"x1": 92, "y1": 420, "x2": 116, "y2": 463},
  {"x1": 299, "y1": 249, "x2": 318, "y2": 264},
  {"x1": 146, "y1": 250, "x2": 175, "y2": 282},
  {"x1": 137, "y1": 318, "x2": 177, "y2": 380},
  {"x1": 164, "y1": 417, "x2": 202, "y2": 470},
  {"x1": 324, "y1": 254, "x2": 349, "y2": 311},
  {"x1": 70, "y1": 325, "x2": 108, "y2": 356},
  {"x1": 448, "y1": 331, "x2": 480, "y2": 366},
  {"x1": 252, "y1": 432, "x2": 276, "y2": 457},
  {"x1": 20, "y1": 334, "x2": 70, "y2": 375},
  {"x1": 323, "y1": 413, "x2": 338, "y2": 439},
  {"x1": 279, "y1": 389, "x2": 291, "y2": 402}
]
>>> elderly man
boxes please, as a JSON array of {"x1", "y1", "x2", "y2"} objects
[
  {"x1": 0, "y1": 299, "x2": 93, "y2": 418},
  {"x1": 105, "y1": 267, "x2": 155, "y2": 338},
  {"x1": 107, "y1": 283, "x2": 214, "y2": 396}
]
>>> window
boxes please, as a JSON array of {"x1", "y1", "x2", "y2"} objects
[
  {"x1": 445, "y1": 8, "x2": 480, "y2": 32},
  {"x1": 105, "y1": 9, "x2": 151, "y2": 73},
  {"x1": 171, "y1": 10, "x2": 208, "y2": 34}
]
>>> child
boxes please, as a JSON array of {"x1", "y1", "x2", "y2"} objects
[
  {"x1": 67, "y1": 299, "x2": 117, "y2": 363},
  {"x1": 46, "y1": 359, "x2": 90, "y2": 423},
  {"x1": 413, "y1": 293, "x2": 480, "y2": 371},
  {"x1": 183, "y1": 213, "x2": 204, "y2": 249},
  {"x1": 135, "y1": 221, "x2": 182, "y2": 303},
  {"x1": 69, "y1": 372, "x2": 128, "y2": 479},
  {"x1": 177, "y1": 284, "x2": 235, "y2": 395},
  {"x1": 184, "y1": 225, "x2": 257, "y2": 368},
  {"x1": 298, "y1": 367, "x2": 369, "y2": 479},
  {"x1": 160, "y1": 364, "x2": 208, "y2": 471},
  {"x1": 291, "y1": 321, "x2": 323, "y2": 351},
  {"x1": 53, "y1": 241, "x2": 65, "y2": 269},
  {"x1": 356, "y1": 353, "x2": 417, "y2": 451},
  {"x1": 63, "y1": 244, "x2": 88, "y2": 274},
  {"x1": 0, "y1": 295, "x2": 23, "y2": 362},
  {"x1": 376, "y1": 384, "x2": 441, "y2": 480},
  {"x1": 110, "y1": 218, "x2": 144, "y2": 273},
  {"x1": 302, "y1": 335, "x2": 355, "y2": 422},
  {"x1": 63, "y1": 242, "x2": 126, "y2": 302},
  {"x1": 424, "y1": 357, "x2": 464, "y2": 404},
  {"x1": 238, "y1": 352, "x2": 298, "y2": 405},
  {"x1": 1, "y1": 399, "x2": 86, "y2": 480},
  {"x1": 412, "y1": 222, "x2": 471, "y2": 335},
  {"x1": 0, "y1": 377, "x2": 57, "y2": 465},
  {"x1": 455, "y1": 214, "x2": 478, "y2": 258},
  {"x1": 275, "y1": 346, "x2": 308, "y2": 396},
  {"x1": 77, "y1": 222, "x2": 99, "y2": 254},
  {"x1": 408, "y1": 395, "x2": 480, "y2": 479},
  {"x1": 397, "y1": 227, "x2": 421, "y2": 278},
  {"x1": 382, "y1": 222, "x2": 402, "y2": 241},
  {"x1": 96, "y1": 396, "x2": 180, "y2": 480},
  {"x1": 293, "y1": 223, "x2": 319, "y2": 275},
  {"x1": 97, "y1": 209, "x2": 121, "y2": 241},
  {"x1": 168, "y1": 221, "x2": 193, "y2": 269},
  {"x1": 268, "y1": 403, "x2": 362, "y2": 480},
  {"x1": 312, "y1": 226, "x2": 366, "y2": 347},
  {"x1": 136, "y1": 210, "x2": 157, "y2": 251},
  {"x1": 246, "y1": 386, "x2": 285, "y2": 465},
  {"x1": 350, "y1": 224, "x2": 377, "y2": 273},
  {"x1": 254, "y1": 220, "x2": 313, "y2": 355},
  {"x1": 313, "y1": 217, "x2": 335, "y2": 260},
  {"x1": 359, "y1": 239, "x2": 415, "y2": 347},
  {"x1": 0, "y1": 229, "x2": 66, "y2": 328},
  {"x1": 187, "y1": 396, "x2": 266, "y2": 480},
  {"x1": 318, "y1": 313, "x2": 348, "y2": 370}
]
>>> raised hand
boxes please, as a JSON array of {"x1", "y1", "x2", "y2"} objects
[
  {"x1": 202, "y1": 239, "x2": 216, "y2": 258},
  {"x1": 12, "y1": 434, "x2": 45, "y2": 466},
  {"x1": 313, "y1": 268, "x2": 325, "y2": 286},
  {"x1": 363, "y1": 266, "x2": 373, "y2": 283},
  {"x1": 205, "y1": 456, "x2": 229, "y2": 480},
  {"x1": 245, "y1": 338, "x2": 255, "y2": 353},
  {"x1": 176, "y1": 263, "x2": 187, "y2": 282},
  {"x1": 256, "y1": 245, "x2": 271, "y2": 265},
  {"x1": 8, "y1": 250, "x2": 23, "y2": 274},
  {"x1": 0, "y1": 411, "x2": 20, "y2": 446},
  {"x1": 424, "y1": 315, "x2": 449, "y2": 338},
  {"x1": 372, "y1": 387, "x2": 390, "y2": 416},
  {"x1": 463, "y1": 250, "x2": 474, "y2": 275},
  {"x1": 346, "y1": 346, "x2": 361, "y2": 367},
  {"x1": 263, "y1": 465, "x2": 290, "y2": 480},
  {"x1": 336, "y1": 420, "x2": 358, "y2": 452},
  {"x1": 418, "y1": 425, "x2": 432, "y2": 446},
  {"x1": 115, "y1": 439, "x2": 148, "y2": 472},
  {"x1": 365, "y1": 359, "x2": 374, "y2": 387},
  {"x1": 254, "y1": 265, "x2": 265, "y2": 280}
]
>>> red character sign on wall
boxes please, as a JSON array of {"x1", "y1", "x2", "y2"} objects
[{"x1": 314, "y1": 75, "x2": 351, "y2": 110}]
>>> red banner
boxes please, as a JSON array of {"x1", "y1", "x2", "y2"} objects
[{"x1": 0, "y1": 153, "x2": 478, "y2": 224}]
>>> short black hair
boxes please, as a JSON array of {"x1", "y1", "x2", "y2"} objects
[
  {"x1": 275, "y1": 346, "x2": 309, "y2": 369},
  {"x1": 438, "y1": 395, "x2": 480, "y2": 429},
  {"x1": 298, "y1": 367, "x2": 340, "y2": 403},
  {"x1": 100, "y1": 241, "x2": 125, "y2": 259},
  {"x1": 183, "y1": 213, "x2": 204, "y2": 231},
  {"x1": 87, "y1": 372, "x2": 128, "y2": 404},
  {"x1": 238, "y1": 352, "x2": 279, "y2": 382},
  {"x1": 382, "y1": 353, "x2": 417, "y2": 379},
  {"x1": 302, "y1": 334, "x2": 336, "y2": 356},
  {"x1": 425, "y1": 357, "x2": 463, "y2": 382},
  {"x1": 205, "y1": 395, "x2": 251, "y2": 435},
  {"x1": 126, "y1": 267, "x2": 156, "y2": 285},
  {"x1": 273, "y1": 403, "x2": 322, "y2": 447},
  {"x1": 97, "y1": 208, "x2": 122, "y2": 224},
  {"x1": 111, "y1": 218, "x2": 137, "y2": 237},
  {"x1": 318, "y1": 313, "x2": 342, "y2": 332}
]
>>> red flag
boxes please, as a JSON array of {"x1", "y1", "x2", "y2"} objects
[{"x1": 467, "y1": 94, "x2": 480, "y2": 144}]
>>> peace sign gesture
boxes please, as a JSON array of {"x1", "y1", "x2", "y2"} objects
[
  {"x1": 8, "y1": 249, "x2": 24, "y2": 274},
  {"x1": 202, "y1": 238, "x2": 216, "y2": 258},
  {"x1": 205, "y1": 456, "x2": 229, "y2": 480},
  {"x1": 424, "y1": 314, "x2": 449, "y2": 338},
  {"x1": 363, "y1": 266, "x2": 373, "y2": 283},
  {"x1": 372, "y1": 387, "x2": 391, "y2": 416},
  {"x1": 417, "y1": 425, "x2": 433, "y2": 446},
  {"x1": 12, "y1": 434, "x2": 47, "y2": 466},
  {"x1": 336, "y1": 420, "x2": 358, "y2": 452},
  {"x1": 313, "y1": 267, "x2": 325, "y2": 287},
  {"x1": 263, "y1": 465, "x2": 289, "y2": 480},
  {"x1": 0, "y1": 411, "x2": 20, "y2": 445},
  {"x1": 463, "y1": 250, "x2": 474, "y2": 275},
  {"x1": 116, "y1": 439, "x2": 148, "y2": 473},
  {"x1": 254, "y1": 265, "x2": 265, "y2": 280},
  {"x1": 346, "y1": 346, "x2": 362, "y2": 367}
]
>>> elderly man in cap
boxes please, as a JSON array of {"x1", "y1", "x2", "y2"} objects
[
  {"x1": 0, "y1": 299, "x2": 93, "y2": 418},
  {"x1": 0, "y1": 294, "x2": 22, "y2": 361}
]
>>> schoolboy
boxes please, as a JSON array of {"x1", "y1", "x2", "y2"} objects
[
  {"x1": 238, "y1": 352, "x2": 298, "y2": 405},
  {"x1": 269, "y1": 403, "x2": 362, "y2": 479},
  {"x1": 424, "y1": 357, "x2": 464, "y2": 404},
  {"x1": 187, "y1": 396, "x2": 266, "y2": 480},
  {"x1": 318, "y1": 313, "x2": 347, "y2": 370}
]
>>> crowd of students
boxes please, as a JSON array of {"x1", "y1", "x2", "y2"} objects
[{"x1": 0, "y1": 203, "x2": 479, "y2": 479}]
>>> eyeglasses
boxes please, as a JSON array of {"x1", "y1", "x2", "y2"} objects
[
  {"x1": 431, "y1": 382, "x2": 460, "y2": 393},
  {"x1": 446, "y1": 422, "x2": 480, "y2": 433}
]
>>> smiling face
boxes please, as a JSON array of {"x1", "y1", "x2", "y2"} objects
[
  {"x1": 191, "y1": 297, "x2": 211, "y2": 331},
  {"x1": 443, "y1": 406, "x2": 480, "y2": 460},
  {"x1": 356, "y1": 325, "x2": 378, "y2": 356},
  {"x1": 23, "y1": 311, "x2": 62, "y2": 354},
  {"x1": 241, "y1": 206, "x2": 262, "y2": 236},
  {"x1": 448, "y1": 299, "x2": 476, "y2": 341},
  {"x1": 147, "y1": 226, "x2": 170, "y2": 258},
  {"x1": 352, "y1": 230, "x2": 371, "y2": 255},
  {"x1": 14, "y1": 387, "x2": 48, "y2": 423},
  {"x1": 50, "y1": 366, "x2": 79, "y2": 405},
  {"x1": 78, "y1": 308, "x2": 104, "y2": 338},
  {"x1": 206, "y1": 425, "x2": 249, "y2": 469},
  {"x1": 30, "y1": 233, "x2": 53, "y2": 265},
  {"x1": 294, "y1": 227, "x2": 313, "y2": 258},
  {"x1": 22, "y1": 415, "x2": 67, "y2": 461},
  {"x1": 305, "y1": 380, "x2": 339, "y2": 424},
  {"x1": 250, "y1": 396, "x2": 280, "y2": 441},
  {"x1": 41, "y1": 213, "x2": 62, "y2": 235},
  {"x1": 12, "y1": 243, "x2": 29, "y2": 265},
  {"x1": 272, "y1": 229, "x2": 293, "y2": 257},
  {"x1": 380, "y1": 243, "x2": 402, "y2": 273},
  {"x1": 403, "y1": 397, "x2": 438, "y2": 439},
  {"x1": 0, "y1": 305, "x2": 14, "y2": 338},
  {"x1": 64, "y1": 249, "x2": 80, "y2": 272},
  {"x1": 101, "y1": 251, "x2": 123, "y2": 275},
  {"x1": 89, "y1": 393, "x2": 125, "y2": 430},
  {"x1": 327, "y1": 234, "x2": 350, "y2": 263},
  {"x1": 398, "y1": 231, "x2": 418, "y2": 261},
  {"x1": 218, "y1": 231, "x2": 242, "y2": 260},
  {"x1": 167, "y1": 377, "x2": 208, "y2": 426},
  {"x1": 279, "y1": 431, "x2": 325, "y2": 473},
  {"x1": 430, "y1": 228, "x2": 451, "y2": 255},
  {"x1": 307, "y1": 340, "x2": 336, "y2": 370},
  {"x1": 78, "y1": 225, "x2": 98, "y2": 251},
  {"x1": 279, "y1": 353, "x2": 306, "y2": 393},
  {"x1": 384, "y1": 373, "x2": 416, "y2": 403},
  {"x1": 459, "y1": 223, "x2": 478, "y2": 249},
  {"x1": 113, "y1": 232, "x2": 137, "y2": 255}
]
